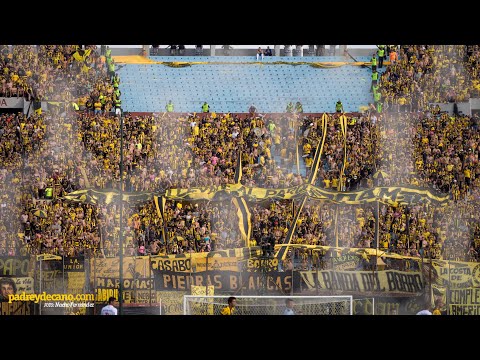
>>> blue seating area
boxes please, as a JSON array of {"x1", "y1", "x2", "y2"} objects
[{"x1": 119, "y1": 57, "x2": 381, "y2": 113}]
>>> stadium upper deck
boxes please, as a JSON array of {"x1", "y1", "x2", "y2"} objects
[{"x1": 117, "y1": 56, "x2": 380, "y2": 113}]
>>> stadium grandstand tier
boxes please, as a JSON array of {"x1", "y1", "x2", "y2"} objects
[
  {"x1": 3, "y1": 46, "x2": 480, "y2": 317},
  {"x1": 117, "y1": 56, "x2": 380, "y2": 113}
]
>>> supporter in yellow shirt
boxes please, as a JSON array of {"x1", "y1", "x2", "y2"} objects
[{"x1": 220, "y1": 296, "x2": 237, "y2": 315}]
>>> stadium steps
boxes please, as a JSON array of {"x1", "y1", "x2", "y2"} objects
[{"x1": 118, "y1": 60, "x2": 376, "y2": 113}]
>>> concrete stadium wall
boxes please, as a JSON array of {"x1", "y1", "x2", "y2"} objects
[
  {"x1": 0, "y1": 97, "x2": 24, "y2": 109},
  {"x1": 127, "y1": 112, "x2": 363, "y2": 118},
  {"x1": 469, "y1": 98, "x2": 480, "y2": 112},
  {"x1": 110, "y1": 48, "x2": 144, "y2": 56},
  {"x1": 429, "y1": 102, "x2": 471, "y2": 116}
]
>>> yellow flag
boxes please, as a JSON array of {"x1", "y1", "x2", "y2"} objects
[{"x1": 72, "y1": 51, "x2": 83, "y2": 61}]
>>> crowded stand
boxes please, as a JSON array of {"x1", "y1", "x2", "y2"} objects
[
  {"x1": 298, "y1": 112, "x2": 380, "y2": 190},
  {"x1": 1, "y1": 44, "x2": 480, "y2": 265}
]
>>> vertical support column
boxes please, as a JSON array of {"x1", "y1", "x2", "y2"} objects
[
  {"x1": 274, "y1": 45, "x2": 280, "y2": 56},
  {"x1": 295, "y1": 45, "x2": 303, "y2": 57},
  {"x1": 284, "y1": 45, "x2": 292, "y2": 57},
  {"x1": 142, "y1": 45, "x2": 149, "y2": 57},
  {"x1": 316, "y1": 45, "x2": 325, "y2": 56},
  {"x1": 339, "y1": 45, "x2": 348, "y2": 56},
  {"x1": 210, "y1": 45, "x2": 216, "y2": 56}
]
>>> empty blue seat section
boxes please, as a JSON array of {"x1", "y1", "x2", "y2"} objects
[{"x1": 118, "y1": 60, "x2": 379, "y2": 113}]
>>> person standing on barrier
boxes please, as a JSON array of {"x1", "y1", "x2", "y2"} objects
[
  {"x1": 371, "y1": 70, "x2": 379, "y2": 92},
  {"x1": 335, "y1": 99, "x2": 344, "y2": 113},
  {"x1": 286, "y1": 101, "x2": 294, "y2": 113},
  {"x1": 114, "y1": 98, "x2": 122, "y2": 116},
  {"x1": 202, "y1": 102, "x2": 210, "y2": 113},
  {"x1": 295, "y1": 101, "x2": 303, "y2": 113},
  {"x1": 166, "y1": 100, "x2": 174, "y2": 113},
  {"x1": 377, "y1": 45, "x2": 385, "y2": 68},
  {"x1": 371, "y1": 53, "x2": 377, "y2": 71}
]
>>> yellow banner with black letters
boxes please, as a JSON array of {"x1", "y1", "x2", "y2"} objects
[
  {"x1": 165, "y1": 184, "x2": 449, "y2": 206},
  {"x1": 65, "y1": 184, "x2": 448, "y2": 207}
]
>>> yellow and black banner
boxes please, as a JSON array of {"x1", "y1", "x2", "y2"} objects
[
  {"x1": 94, "y1": 277, "x2": 154, "y2": 304},
  {"x1": 0, "y1": 302, "x2": 34, "y2": 315},
  {"x1": 151, "y1": 256, "x2": 193, "y2": 273},
  {"x1": 64, "y1": 184, "x2": 449, "y2": 207},
  {"x1": 62, "y1": 189, "x2": 153, "y2": 205},
  {"x1": 0, "y1": 257, "x2": 31, "y2": 277},
  {"x1": 62, "y1": 189, "x2": 93, "y2": 204},
  {"x1": 153, "y1": 195, "x2": 167, "y2": 243},
  {"x1": 150, "y1": 247, "x2": 260, "y2": 265},
  {"x1": 89, "y1": 188, "x2": 152, "y2": 205},
  {"x1": 152, "y1": 269, "x2": 295, "y2": 294},
  {"x1": 194, "y1": 257, "x2": 239, "y2": 272},
  {"x1": 90, "y1": 256, "x2": 153, "y2": 303},
  {"x1": 164, "y1": 184, "x2": 449, "y2": 206},
  {"x1": 300, "y1": 269, "x2": 424, "y2": 294},
  {"x1": 448, "y1": 287, "x2": 480, "y2": 315},
  {"x1": 232, "y1": 197, "x2": 251, "y2": 247},
  {"x1": 90, "y1": 256, "x2": 150, "y2": 281},
  {"x1": 431, "y1": 260, "x2": 480, "y2": 289},
  {"x1": 153, "y1": 195, "x2": 166, "y2": 223},
  {"x1": 157, "y1": 291, "x2": 186, "y2": 315}
]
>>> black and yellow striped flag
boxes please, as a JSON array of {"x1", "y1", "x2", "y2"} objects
[
  {"x1": 72, "y1": 49, "x2": 92, "y2": 62},
  {"x1": 84, "y1": 49, "x2": 92, "y2": 60},
  {"x1": 154, "y1": 195, "x2": 166, "y2": 224},
  {"x1": 232, "y1": 197, "x2": 251, "y2": 247},
  {"x1": 153, "y1": 195, "x2": 167, "y2": 244},
  {"x1": 234, "y1": 151, "x2": 242, "y2": 184},
  {"x1": 72, "y1": 50, "x2": 84, "y2": 62},
  {"x1": 62, "y1": 189, "x2": 96, "y2": 205}
]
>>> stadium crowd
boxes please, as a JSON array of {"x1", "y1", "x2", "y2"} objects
[
  {"x1": 298, "y1": 112, "x2": 380, "y2": 190},
  {"x1": 1, "y1": 45, "x2": 480, "y2": 264},
  {"x1": 380, "y1": 45, "x2": 475, "y2": 112}
]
